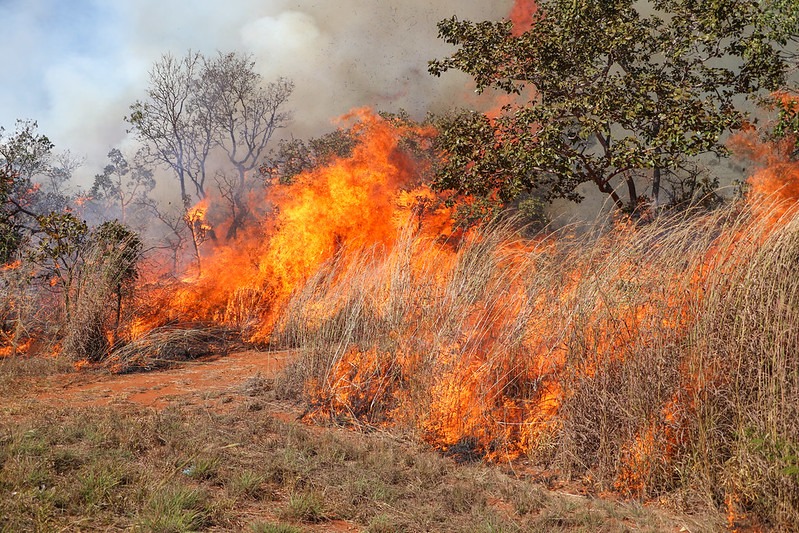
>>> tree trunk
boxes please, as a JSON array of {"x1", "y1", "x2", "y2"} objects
[
  {"x1": 626, "y1": 175, "x2": 637, "y2": 210},
  {"x1": 225, "y1": 166, "x2": 249, "y2": 240},
  {"x1": 652, "y1": 166, "x2": 661, "y2": 207},
  {"x1": 112, "y1": 285, "x2": 123, "y2": 346},
  {"x1": 651, "y1": 125, "x2": 662, "y2": 208},
  {"x1": 594, "y1": 175, "x2": 625, "y2": 210}
]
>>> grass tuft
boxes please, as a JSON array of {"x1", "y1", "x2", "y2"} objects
[
  {"x1": 280, "y1": 490, "x2": 328, "y2": 523},
  {"x1": 139, "y1": 485, "x2": 208, "y2": 533}
]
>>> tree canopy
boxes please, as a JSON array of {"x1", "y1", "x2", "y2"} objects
[
  {"x1": 429, "y1": 0, "x2": 799, "y2": 214},
  {"x1": 0, "y1": 119, "x2": 90, "y2": 265}
]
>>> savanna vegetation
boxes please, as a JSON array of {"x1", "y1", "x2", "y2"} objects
[{"x1": 3, "y1": 0, "x2": 799, "y2": 530}]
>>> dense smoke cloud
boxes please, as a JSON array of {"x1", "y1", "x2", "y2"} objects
[{"x1": 0, "y1": 0, "x2": 510, "y2": 180}]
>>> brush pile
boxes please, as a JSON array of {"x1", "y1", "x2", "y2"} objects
[{"x1": 106, "y1": 324, "x2": 242, "y2": 374}]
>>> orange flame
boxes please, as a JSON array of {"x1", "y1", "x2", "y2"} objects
[{"x1": 158, "y1": 109, "x2": 449, "y2": 341}]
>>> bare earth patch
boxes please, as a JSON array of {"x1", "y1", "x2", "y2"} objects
[{"x1": 33, "y1": 350, "x2": 293, "y2": 409}]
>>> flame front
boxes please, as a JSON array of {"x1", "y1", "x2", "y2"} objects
[
  {"x1": 99, "y1": 96, "x2": 799, "y2": 515},
  {"x1": 161, "y1": 109, "x2": 449, "y2": 341}
]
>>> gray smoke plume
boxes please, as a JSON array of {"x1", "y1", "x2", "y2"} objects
[{"x1": 0, "y1": 0, "x2": 511, "y2": 180}]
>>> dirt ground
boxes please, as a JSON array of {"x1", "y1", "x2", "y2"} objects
[
  {"x1": 33, "y1": 350, "x2": 294, "y2": 409},
  {"x1": 1, "y1": 351, "x2": 726, "y2": 532}
]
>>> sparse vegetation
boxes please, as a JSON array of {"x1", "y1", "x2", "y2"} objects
[{"x1": 0, "y1": 375, "x2": 708, "y2": 532}]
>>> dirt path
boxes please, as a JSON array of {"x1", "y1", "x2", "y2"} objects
[{"x1": 34, "y1": 350, "x2": 293, "y2": 409}]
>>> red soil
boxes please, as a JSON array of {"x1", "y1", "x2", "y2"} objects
[{"x1": 34, "y1": 350, "x2": 292, "y2": 409}]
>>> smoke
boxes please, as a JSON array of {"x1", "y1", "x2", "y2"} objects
[{"x1": 0, "y1": 0, "x2": 511, "y2": 181}]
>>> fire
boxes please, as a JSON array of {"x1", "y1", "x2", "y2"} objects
[
  {"x1": 1, "y1": 260, "x2": 21, "y2": 271},
  {"x1": 158, "y1": 109, "x2": 448, "y2": 342},
  {"x1": 510, "y1": 0, "x2": 538, "y2": 36},
  {"x1": 89, "y1": 94, "x2": 799, "y2": 518},
  {"x1": 0, "y1": 338, "x2": 32, "y2": 358},
  {"x1": 729, "y1": 92, "x2": 799, "y2": 223}
]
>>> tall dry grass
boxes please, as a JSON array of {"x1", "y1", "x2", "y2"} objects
[
  {"x1": 0, "y1": 257, "x2": 61, "y2": 357},
  {"x1": 689, "y1": 204, "x2": 799, "y2": 527},
  {"x1": 60, "y1": 232, "x2": 142, "y2": 362},
  {"x1": 273, "y1": 200, "x2": 799, "y2": 528}
]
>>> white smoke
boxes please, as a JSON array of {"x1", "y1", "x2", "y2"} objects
[{"x1": 0, "y1": 0, "x2": 511, "y2": 182}]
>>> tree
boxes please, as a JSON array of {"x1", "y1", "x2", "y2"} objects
[
  {"x1": 198, "y1": 52, "x2": 294, "y2": 238},
  {"x1": 140, "y1": 197, "x2": 190, "y2": 273},
  {"x1": 127, "y1": 52, "x2": 209, "y2": 204},
  {"x1": 128, "y1": 51, "x2": 293, "y2": 238},
  {"x1": 0, "y1": 166, "x2": 24, "y2": 264},
  {"x1": 261, "y1": 128, "x2": 358, "y2": 184},
  {"x1": 0, "y1": 120, "x2": 84, "y2": 232},
  {"x1": 91, "y1": 221, "x2": 143, "y2": 349},
  {"x1": 89, "y1": 148, "x2": 155, "y2": 224},
  {"x1": 0, "y1": 120, "x2": 57, "y2": 262},
  {"x1": 429, "y1": 0, "x2": 798, "y2": 214},
  {"x1": 29, "y1": 212, "x2": 90, "y2": 325},
  {"x1": 0, "y1": 120, "x2": 54, "y2": 213},
  {"x1": 26, "y1": 212, "x2": 144, "y2": 360}
]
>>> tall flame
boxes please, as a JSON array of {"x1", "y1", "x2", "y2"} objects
[{"x1": 160, "y1": 109, "x2": 450, "y2": 341}]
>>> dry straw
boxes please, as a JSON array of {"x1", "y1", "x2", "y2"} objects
[{"x1": 274, "y1": 198, "x2": 799, "y2": 528}]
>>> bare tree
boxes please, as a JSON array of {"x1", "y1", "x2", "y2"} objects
[
  {"x1": 197, "y1": 53, "x2": 293, "y2": 237},
  {"x1": 128, "y1": 52, "x2": 211, "y2": 206},
  {"x1": 140, "y1": 198, "x2": 189, "y2": 273},
  {"x1": 128, "y1": 51, "x2": 293, "y2": 234}
]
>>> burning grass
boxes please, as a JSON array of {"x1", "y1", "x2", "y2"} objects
[{"x1": 269, "y1": 197, "x2": 799, "y2": 530}]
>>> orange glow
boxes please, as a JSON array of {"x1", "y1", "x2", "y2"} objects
[
  {"x1": 1, "y1": 260, "x2": 21, "y2": 271},
  {"x1": 154, "y1": 109, "x2": 449, "y2": 342},
  {"x1": 510, "y1": 0, "x2": 538, "y2": 36},
  {"x1": 73, "y1": 359, "x2": 91, "y2": 371},
  {"x1": 0, "y1": 338, "x2": 32, "y2": 358},
  {"x1": 729, "y1": 93, "x2": 799, "y2": 223}
]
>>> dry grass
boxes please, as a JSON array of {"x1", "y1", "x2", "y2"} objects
[
  {"x1": 0, "y1": 375, "x2": 705, "y2": 532},
  {"x1": 273, "y1": 200, "x2": 799, "y2": 529},
  {"x1": 104, "y1": 324, "x2": 242, "y2": 373},
  {"x1": 0, "y1": 354, "x2": 74, "y2": 401},
  {"x1": 0, "y1": 257, "x2": 61, "y2": 359}
]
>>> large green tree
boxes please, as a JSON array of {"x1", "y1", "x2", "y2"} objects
[
  {"x1": 429, "y1": 0, "x2": 799, "y2": 213},
  {"x1": 0, "y1": 121, "x2": 56, "y2": 263}
]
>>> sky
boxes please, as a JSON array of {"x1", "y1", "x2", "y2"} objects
[{"x1": 0, "y1": 0, "x2": 511, "y2": 185}]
